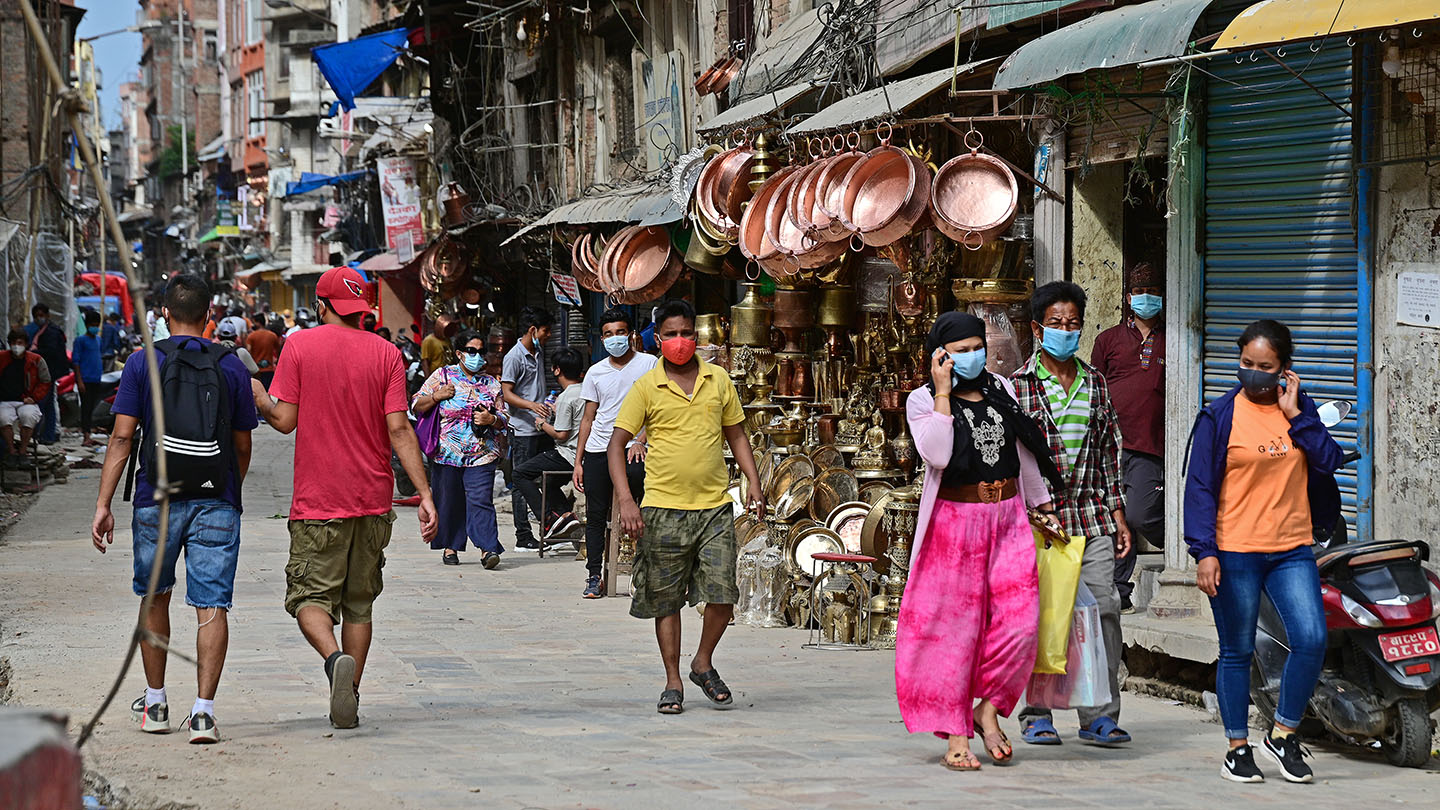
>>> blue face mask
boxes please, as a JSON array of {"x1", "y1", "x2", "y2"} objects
[
  {"x1": 950, "y1": 349, "x2": 987, "y2": 382},
  {"x1": 1130, "y1": 293, "x2": 1163, "y2": 319},
  {"x1": 603, "y1": 334, "x2": 631, "y2": 358},
  {"x1": 461, "y1": 352, "x2": 483, "y2": 373},
  {"x1": 86, "y1": 326, "x2": 99, "y2": 336},
  {"x1": 1040, "y1": 326, "x2": 1082, "y2": 362}
]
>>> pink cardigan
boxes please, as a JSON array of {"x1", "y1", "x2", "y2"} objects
[{"x1": 905, "y1": 381, "x2": 1053, "y2": 565}]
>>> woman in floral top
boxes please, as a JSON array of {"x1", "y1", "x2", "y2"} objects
[{"x1": 413, "y1": 329, "x2": 509, "y2": 568}]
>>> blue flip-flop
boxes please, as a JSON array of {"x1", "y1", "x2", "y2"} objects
[
  {"x1": 1078, "y1": 716, "x2": 1131, "y2": 746},
  {"x1": 1021, "y1": 717, "x2": 1063, "y2": 745}
]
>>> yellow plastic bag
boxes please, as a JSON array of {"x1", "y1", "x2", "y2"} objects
[{"x1": 1033, "y1": 530, "x2": 1086, "y2": 675}]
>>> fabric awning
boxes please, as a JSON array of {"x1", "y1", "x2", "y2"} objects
[
  {"x1": 993, "y1": 0, "x2": 1215, "y2": 90},
  {"x1": 697, "y1": 81, "x2": 816, "y2": 133},
  {"x1": 285, "y1": 170, "x2": 370, "y2": 197},
  {"x1": 1214, "y1": 0, "x2": 1440, "y2": 50},
  {"x1": 788, "y1": 60, "x2": 1000, "y2": 135},
  {"x1": 196, "y1": 135, "x2": 225, "y2": 163},
  {"x1": 312, "y1": 29, "x2": 411, "y2": 111}
]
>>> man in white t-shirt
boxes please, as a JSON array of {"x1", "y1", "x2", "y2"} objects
[{"x1": 572, "y1": 308, "x2": 656, "y2": 599}]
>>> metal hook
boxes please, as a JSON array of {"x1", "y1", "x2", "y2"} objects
[
  {"x1": 1310, "y1": 41, "x2": 1321, "y2": 53},
  {"x1": 1277, "y1": 46, "x2": 1286, "y2": 57},
  {"x1": 1250, "y1": 51, "x2": 1259, "y2": 62},
  {"x1": 1236, "y1": 54, "x2": 1245, "y2": 63},
  {"x1": 1414, "y1": 28, "x2": 1423, "y2": 38},
  {"x1": 1347, "y1": 36, "x2": 1355, "y2": 47},
  {"x1": 1380, "y1": 31, "x2": 1389, "y2": 42}
]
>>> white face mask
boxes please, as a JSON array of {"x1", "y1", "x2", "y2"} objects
[{"x1": 10, "y1": 344, "x2": 25, "y2": 357}]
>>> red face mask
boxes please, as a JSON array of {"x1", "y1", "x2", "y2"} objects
[{"x1": 660, "y1": 336, "x2": 697, "y2": 365}]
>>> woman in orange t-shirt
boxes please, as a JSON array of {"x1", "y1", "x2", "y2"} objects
[{"x1": 1183, "y1": 320, "x2": 1343, "y2": 785}]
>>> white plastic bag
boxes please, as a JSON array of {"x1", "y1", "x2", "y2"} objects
[{"x1": 1025, "y1": 582, "x2": 1112, "y2": 709}]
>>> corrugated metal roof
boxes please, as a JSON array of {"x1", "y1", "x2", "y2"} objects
[
  {"x1": 993, "y1": 0, "x2": 1215, "y2": 90},
  {"x1": 788, "y1": 59, "x2": 1000, "y2": 135},
  {"x1": 698, "y1": 81, "x2": 817, "y2": 133},
  {"x1": 500, "y1": 181, "x2": 671, "y2": 246},
  {"x1": 728, "y1": 11, "x2": 827, "y2": 102}
]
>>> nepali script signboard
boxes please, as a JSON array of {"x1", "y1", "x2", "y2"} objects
[{"x1": 377, "y1": 156, "x2": 425, "y2": 262}]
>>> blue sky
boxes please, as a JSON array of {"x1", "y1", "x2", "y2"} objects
[{"x1": 76, "y1": 1, "x2": 143, "y2": 131}]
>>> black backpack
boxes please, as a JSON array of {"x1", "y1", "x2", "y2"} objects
[{"x1": 124, "y1": 338, "x2": 235, "y2": 502}]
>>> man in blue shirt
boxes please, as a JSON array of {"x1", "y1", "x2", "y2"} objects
[
  {"x1": 72, "y1": 310, "x2": 106, "y2": 446},
  {"x1": 100, "y1": 311, "x2": 125, "y2": 370},
  {"x1": 24, "y1": 303, "x2": 68, "y2": 444},
  {"x1": 91, "y1": 273, "x2": 259, "y2": 744}
]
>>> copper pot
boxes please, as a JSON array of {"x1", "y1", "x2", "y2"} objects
[
  {"x1": 930, "y1": 149, "x2": 1019, "y2": 248},
  {"x1": 434, "y1": 313, "x2": 459, "y2": 340},
  {"x1": 712, "y1": 147, "x2": 758, "y2": 223},
  {"x1": 773, "y1": 159, "x2": 848, "y2": 269},
  {"x1": 849, "y1": 149, "x2": 932, "y2": 248},
  {"x1": 695, "y1": 151, "x2": 742, "y2": 241},
  {"x1": 738, "y1": 166, "x2": 799, "y2": 268},
  {"x1": 609, "y1": 226, "x2": 673, "y2": 303},
  {"x1": 442, "y1": 182, "x2": 471, "y2": 228},
  {"x1": 838, "y1": 146, "x2": 909, "y2": 233},
  {"x1": 817, "y1": 413, "x2": 840, "y2": 445},
  {"x1": 708, "y1": 56, "x2": 742, "y2": 97},
  {"x1": 598, "y1": 226, "x2": 644, "y2": 295},
  {"x1": 771, "y1": 288, "x2": 814, "y2": 329},
  {"x1": 694, "y1": 62, "x2": 723, "y2": 94},
  {"x1": 814, "y1": 148, "x2": 864, "y2": 242}
]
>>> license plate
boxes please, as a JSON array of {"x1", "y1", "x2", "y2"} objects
[{"x1": 1379, "y1": 626, "x2": 1440, "y2": 662}]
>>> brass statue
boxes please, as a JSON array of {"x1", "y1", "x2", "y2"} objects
[{"x1": 852, "y1": 409, "x2": 895, "y2": 471}]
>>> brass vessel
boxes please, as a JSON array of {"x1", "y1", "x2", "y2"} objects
[
  {"x1": 695, "y1": 313, "x2": 727, "y2": 346},
  {"x1": 730, "y1": 283, "x2": 773, "y2": 347},
  {"x1": 772, "y1": 288, "x2": 814, "y2": 354}
]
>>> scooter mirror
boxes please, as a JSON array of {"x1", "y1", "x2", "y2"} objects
[{"x1": 1317, "y1": 400, "x2": 1352, "y2": 428}]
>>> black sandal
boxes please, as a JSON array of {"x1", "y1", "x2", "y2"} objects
[
  {"x1": 656, "y1": 689, "x2": 684, "y2": 714},
  {"x1": 688, "y1": 668, "x2": 734, "y2": 706},
  {"x1": 443, "y1": 551, "x2": 459, "y2": 565}
]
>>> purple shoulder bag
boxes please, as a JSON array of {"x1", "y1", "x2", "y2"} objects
[{"x1": 416, "y1": 368, "x2": 447, "y2": 457}]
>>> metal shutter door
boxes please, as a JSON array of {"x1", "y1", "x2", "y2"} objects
[{"x1": 1202, "y1": 40, "x2": 1361, "y2": 525}]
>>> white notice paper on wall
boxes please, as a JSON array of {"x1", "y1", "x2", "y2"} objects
[{"x1": 1397, "y1": 271, "x2": 1440, "y2": 329}]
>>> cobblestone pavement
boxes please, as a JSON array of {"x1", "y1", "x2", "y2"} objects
[{"x1": 1, "y1": 431, "x2": 1435, "y2": 809}]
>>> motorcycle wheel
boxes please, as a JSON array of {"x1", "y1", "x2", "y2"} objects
[{"x1": 1381, "y1": 697, "x2": 1434, "y2": 768}]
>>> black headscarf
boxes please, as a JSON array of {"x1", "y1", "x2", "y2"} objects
[{"x1": 925, "y1": 313, "x2": 1065, "y2": 493}]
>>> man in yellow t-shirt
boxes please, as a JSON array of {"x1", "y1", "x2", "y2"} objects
[
  {"x1": 610, "y1": 299, "x2": 765, "y2": 715},
  {"x1": 421, "y1": 322, "x2": 448, "y2": 376}
]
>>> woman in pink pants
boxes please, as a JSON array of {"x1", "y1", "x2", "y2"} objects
[{"x1": 897, "y1": 312, "x2": 1064, "y2": 770}]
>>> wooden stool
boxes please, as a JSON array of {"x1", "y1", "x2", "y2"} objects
[
  {"x1": 537, "y1": 469, "x2": 576, "y2": 559},
  {"x1": 603, "y1": 492, "x2": 634, "y2": 597},
  {"x1": 803, "y1": 552, "x2": 878, "y2": 651}
]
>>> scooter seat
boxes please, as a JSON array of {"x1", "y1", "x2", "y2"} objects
[{"x1": 1315, "y1": 539, "x2": 1429, "y2": 577}]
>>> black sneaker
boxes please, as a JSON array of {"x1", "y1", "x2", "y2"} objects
[
  {"x1": 324, "y1": 651, "x2": 359, "y2": 729},
  {"x1": 1221, "y1": 745, "x2": 1265, "y2": 783},
  {"x1": 514, "y1": 539, "x2": 541, "y2": 551},
  {"x1": 131, "y1": 696, "x2": 171, "y2": 734},
  {"x1": 545, "y1": 512, "x2": 579, "y2": 540},
  {"x1": 1262, "y1": 733, "x2": 1313, "y2": 783},
  {"x1": 583, "y1": 575, "x2": 605, "y2": 599},
  {"x1": 186, "y1": 712, "x2": 219, "y2": 744},
  {"x1": 481, "y1": 551, "x2": 500, "y2": 570}
]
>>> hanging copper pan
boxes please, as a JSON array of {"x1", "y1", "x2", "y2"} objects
[
  {"x1": 784, "y1": 157, "x2": 828, "y2": 242},
  {"x1": 598, "y1": 226, "x2": 641, "y2": 295},
  {"x1": 622, "y1": 250, "x2": 683, "y2": 304},
  {"x1": 572, "y1": 233, "x2": 603, "y2": 292},
  {"x1": 813, "y1": 139, "x2": 864, "y2": 242},
  {"x1": 739, "y1": 166, "x2": 800, "y2": 273},
  {"x1": 707, "y1": 56, "x2": 743, "y2": 97},
  {"x1": 608, "y1": 226, "x2": 671, "y2": 302},
  {"x1": 694, "y1": 62, "x2": 723, "y2": 94},
  {"x1": 930, "y1": 148, "x2": 1019, "y2": 249},
  {"x1": 861, "y1": 152, "x2": 932, "y2": 247},
  {"x1": 843, "y1": 141, "x2": 931, "y2": 247},
  {"x1": 765, "y1": 164, "x2": 813, "y2": 258},
  {"x1": 695, "y1": 151, "x2": 741, "y2": 240},
  {"x1": 838, "y1": 145, "x2": 908, "y2": 234},
  {"x1": 714, "y1": 147, "x2": 759, "y2": 222}
]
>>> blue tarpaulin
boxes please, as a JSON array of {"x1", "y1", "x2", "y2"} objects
[
  {"x1": 312, "y1": 29, "x2": 412, "y2": 111},
  {"x1": 285, "y1": 169, "x2": 370, "y2": 197}
]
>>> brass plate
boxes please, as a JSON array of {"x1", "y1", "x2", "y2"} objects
[
  {"x1": 825, "y1": 501, "x2": 870, "y2": 554},
  {"x1": 766, "y1": 454, "x2": 816, "y2": 505},
  {"x1": 789, "y1": 525, "x2": 844, "y2": 576},
  {"x1": 859, "y1": 489, "x2": 900, "y2": 575},
  {"x1": 859, "y1": 481, "x2": 892, "y2": 505},
  {"x1": 758, "y1": 448, "x2": 775, "y2": 490},
  {"x1": 810, "y1": 444, "x2": 846, "y2": 469},
  {"x1": 810, "y1": 478, "x2": 841, "y2": 521},
  {"x1": 815, "y1": 467, "x2": 859, "y2": 509},
  {"x1": 772, "y1": 476, "x2": 815, "y2": 521}
]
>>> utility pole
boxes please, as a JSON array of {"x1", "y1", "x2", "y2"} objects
[{"x1": 177, "y1": 1, "x2": 190, "y2": 255}]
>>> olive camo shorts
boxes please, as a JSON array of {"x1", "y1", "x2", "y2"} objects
[
  {"x1": 284, "y1": 510, "x2": 396, "y2": 624},
  {"x1": 629, "y1": 504, "x2": 739, "y2": 619}
]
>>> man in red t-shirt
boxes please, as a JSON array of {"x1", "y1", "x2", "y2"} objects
[{"x1": 253, "y1": 266, "x2": 437, "y2": 729}]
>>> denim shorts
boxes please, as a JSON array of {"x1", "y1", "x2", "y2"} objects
[{"x1": 132, "y1": 498, "x2": 242, "y2": 609}]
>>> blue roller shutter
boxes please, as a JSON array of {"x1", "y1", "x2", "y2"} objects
[{"x1": 1202, "y1": 39, "x2": 1362, "y2": 528}]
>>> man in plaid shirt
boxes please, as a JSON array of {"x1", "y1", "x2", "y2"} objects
[{"x1": 1012, "y1": 281, "x2": 1134, "y2": 748}]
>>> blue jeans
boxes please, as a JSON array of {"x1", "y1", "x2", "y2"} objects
[
  {"x1": 132, "y1": 499, "x2": 243, "y2": 609},
  {"x1": 432, "y1": 461, "x2": 502, "y2": 554},
  {"x1": 1209, "y1": 545, "x2": 1327, "y2": 739},
  {"x1": 38, "y1": 390, "x2": 58, "y2": 443}
]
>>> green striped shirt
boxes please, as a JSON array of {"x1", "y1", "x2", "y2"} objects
[{"x1": 1036, "y1": 356, "x2": 1091, "y2": 469}]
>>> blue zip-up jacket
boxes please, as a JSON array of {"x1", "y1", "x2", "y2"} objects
[{"x1": 1183, "y1": 385, "x2": 1344, "y2": 562}]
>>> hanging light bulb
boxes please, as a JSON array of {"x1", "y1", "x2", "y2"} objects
[
  {"x1": 516, "y1": 18, "x2": 527, "y2": 42},
  {"x1": 1382, "y1": 40, "x2": 1402, "y2": 78}
]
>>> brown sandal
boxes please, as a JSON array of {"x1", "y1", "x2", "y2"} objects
[
  {"x1": 942, "y1": 749, "x2": 982, "y2": 771},
  {"x1": 974, "y1": 719, "x2": 1013, "y2": 764}
]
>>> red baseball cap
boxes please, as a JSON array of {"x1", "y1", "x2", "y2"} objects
[{"x1": 316, "y1": 266, "x2": 371, "y2": 317}]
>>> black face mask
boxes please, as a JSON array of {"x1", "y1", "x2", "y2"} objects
[{"x1": 1237, "y1": 367, "x2": 1280, "y2": 399}]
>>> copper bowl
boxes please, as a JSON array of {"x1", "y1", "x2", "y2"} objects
[
  {"x1": 695, "y1": 151, "x2": 741, "y2": 240},
  {"x1": 780, "y1": 159, "x2": 850, "y2": 268},
  {"x1": 608, "y1": 226, "x2": 672, "y2": 301},
  {"x1": 764, "y1": 167, "x2": 813, "y2": 259},
  {"x1": 931, "y1": 151, "x2": 1019, "y2": 248},
  {"x1": 814, "y1": 149, "x2": 864, "y2": 241},
  {"x1": 785, "y1": 158, "x2": 828, "y2": 240},
  {"x1": 621, "y1": 253, "x2": 683, "y2": 305},
  {"x1": 738, "y1": 166, "x2": 800, "y2": 267},
  {"x1": 694, "y1": 62, "x2": 723, "y2": 94},
  {"x1": 707, "y1": 56, "x2": 742, "y2": 97},
  {"x1": 838, "y1": 146, "x2": 909, "y2": 234},
  {"x1": 712, "y1": 147, "x2": 758, "y2": 223},
  {"x1": 598, "y1": 226, "x2": 643, "y2": 295},
  {"x1": 864, "y1": 152, "x2": 933, "y2": 247}
]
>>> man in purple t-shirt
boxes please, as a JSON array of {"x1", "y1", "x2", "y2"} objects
[{"x1": 91, "y1": 273, "x2": 258, "y2": 744}]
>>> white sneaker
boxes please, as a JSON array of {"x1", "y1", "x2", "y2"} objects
[{"x1": 131, "y1": 696, "x2": 171, "y2": 734}]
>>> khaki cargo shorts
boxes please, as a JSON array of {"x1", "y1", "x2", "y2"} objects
[
  {"x1": 629, "y1": 504, "x2": 738, "y2": 619},
  {"x1": 284, "y1": 510, "x2": 396, "y2": 624}
]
